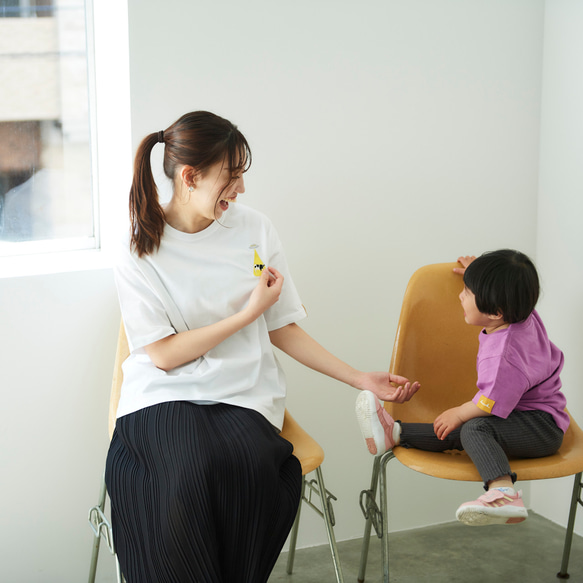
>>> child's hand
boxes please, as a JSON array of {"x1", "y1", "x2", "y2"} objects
[
  {"x1": 359, "y1": 372, "x2": 420, "y2": 403},
  {"x1": 453, "y1": 255, "x2": 476, "y2": 275},
  {"x1": 434, "y1": 407, "x2": 465, "y2": 440}
]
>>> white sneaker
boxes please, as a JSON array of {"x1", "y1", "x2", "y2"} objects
[{"x1": 355, "y1": 390, "x2": 397, "y2": 456}]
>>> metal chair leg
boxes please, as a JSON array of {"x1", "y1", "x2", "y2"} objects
[
  {"x1": 88, "y1": 474, "x2": 125, "y2": 583},
  {"x1": 286, "y1": 469, "x2": 344, "y2": 582},
  {"x1": 557, "y1": 472, "x2": 583, "y2": 579},
  {"x1": 358, "y1": 456, "x2": 381, "y2": 583},
  {"x1": 88, "y1": 477, "x2": 108, "y2": 583},
  {"x1": 358, "y1": 451, "x2": 394, "y2": 583},
  {"x1": 115, "y1": 556, "x2": 124, "y2": 583},
  {"x1": 286, "y1": 477, "x2": 306, "y2": 574},
  {"x1": 378, "y1": 451, "x2": 394, "y2": 583},
  {"x1": 315, "y1": 466, "x2": 345, "y2": 583}
]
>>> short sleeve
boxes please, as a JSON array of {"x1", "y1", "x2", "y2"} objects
[
  {"x1": 113, "y1": 243, "x2": 176, "y2": 352},
  {"x1": 473, "y1": 356, "x2": 530, "y2": 418},
  {"x1": 261, "y1": 220, "x2": 306, "y2": 331}
]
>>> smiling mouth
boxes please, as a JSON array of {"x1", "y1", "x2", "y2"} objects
[{"x1": 219, "y1": 197, "x2": 237, "y2": 211}]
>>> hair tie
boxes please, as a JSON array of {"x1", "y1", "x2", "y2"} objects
[{"x1": 157, "y1": 130, "x2": 165, "y2": 144}]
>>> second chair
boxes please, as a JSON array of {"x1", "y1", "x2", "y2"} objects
[{"x1": 357, "y1": 262, "x2": 583, "y2": 583}]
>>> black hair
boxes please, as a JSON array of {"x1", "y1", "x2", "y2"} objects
[{"x1": 463, "y1": 249, "x2": 539, "y2": 324}]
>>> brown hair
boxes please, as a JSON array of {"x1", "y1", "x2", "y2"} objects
[{"x1": 129, "y1": 111, "x2": 252, "y2": 256}]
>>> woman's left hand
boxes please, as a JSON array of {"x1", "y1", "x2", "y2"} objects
[{"x1": 358, "y1": 372, "x2": 420, "y2": 403}]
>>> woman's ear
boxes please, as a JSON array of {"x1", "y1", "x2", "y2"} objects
[{"x1": 180, "y1": 165, "x2": 197, "y2": 189}]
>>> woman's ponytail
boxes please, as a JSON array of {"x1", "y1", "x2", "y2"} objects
[
  {"x1": 129, "y1": 112, "x2": 252, "y2": 256},
  {"x1": 129, "y1": 133, "x2": 166, "y2": 257}
]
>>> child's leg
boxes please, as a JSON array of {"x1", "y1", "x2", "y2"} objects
[
  {"x1": 399, "y1": 423, "x2": 463, "y2": 452},
  {"x1": 355, "y1": 391, "x2": 464, "y2": 456},
  {"x1": 455, "y1": 410, "x2": 563, "y2": 526},
  {"x1": 460, "y1": 409, "x2": 563, "y2": 488}
]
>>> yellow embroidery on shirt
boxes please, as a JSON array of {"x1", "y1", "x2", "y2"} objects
[
  {"x1": 253, "y1": 249, "x2": 265, "y2": 276},
  {"x1": 477, "y1": 396, "x2": 495, "y2": 413}
]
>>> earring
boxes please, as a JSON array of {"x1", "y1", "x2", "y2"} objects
[{"x1": 188, "y1": 185, "x2": 194, "y2": 192}]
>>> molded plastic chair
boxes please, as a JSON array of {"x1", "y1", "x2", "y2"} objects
[
  {"x1": 88, "y1": 322, "x2": 345, "y2": 582},
  {"x1": 357, "y1": 262, "x2": 583, "y2": 583}
]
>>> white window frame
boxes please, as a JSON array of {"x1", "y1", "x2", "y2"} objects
[{"x1": 0, "y1": 0, "x2": 131, "y2": 278}]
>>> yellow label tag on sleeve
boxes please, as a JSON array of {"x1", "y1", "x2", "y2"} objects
[{"x1": 477, "y1": 396, "x2": 495, "y2": 413}]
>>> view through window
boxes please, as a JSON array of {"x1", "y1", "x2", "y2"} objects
[{"x1": 0, "y1": 0, "x2": 94, "y2": 251}]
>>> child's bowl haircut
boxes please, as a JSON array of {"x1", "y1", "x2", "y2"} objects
[{"x1": 463, "y1": 249, "x2": 539, "y2": 324}]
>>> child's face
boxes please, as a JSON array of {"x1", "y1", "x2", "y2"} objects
[{"x1": 459, "y1": 286, "x2": 507, "y2": 333}]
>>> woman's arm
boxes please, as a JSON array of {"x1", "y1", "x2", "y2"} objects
[
  {"x1": 269, "y1": 323, "x2": 420, "y2": 402},
  {"x1": 146, "y1": 267, "x2": 283, "y2": 371}
]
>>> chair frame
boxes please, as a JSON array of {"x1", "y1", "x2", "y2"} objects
[
  {"x1": 357, "y1": 454, "x2": 583, "y2": 582},
  {"x1": 356, "y1": 262, "x2": 583, "y2": 583},
  {"x1": 88, "y1": 476, "x2": 124, "y2": 583},
  {"x1": 287, "y1": 467, "x2": 344, "y2": 582},
  {"x1": 88, "y1": 325, "x2": 344, "y2": 582}
]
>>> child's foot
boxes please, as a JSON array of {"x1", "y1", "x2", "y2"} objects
[
  {"x1": 355, "y1": 390, "x2": 398, "y2": 456},
  {"x1": 456, "y1": 488, "x2": 528, "y2": 526}
]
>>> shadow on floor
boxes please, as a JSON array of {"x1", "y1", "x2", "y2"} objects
[{"x1": 269, "y1": 512, "x2": 583, "y2": 582}]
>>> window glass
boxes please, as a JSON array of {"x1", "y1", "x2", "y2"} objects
[{"x1": 0, "y1": 0, "x2": 94, "y2": 247}]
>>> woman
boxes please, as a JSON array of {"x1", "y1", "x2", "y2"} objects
[{"x1": 105, "y1": 110, "x2": 419, "y2": 582}]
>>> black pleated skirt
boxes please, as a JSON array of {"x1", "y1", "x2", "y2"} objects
[{"x1": 105, "y1": 401, "x2": 302, "y2": 583}]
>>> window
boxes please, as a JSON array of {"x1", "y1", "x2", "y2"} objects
[
  {"x1": 0, "y1": 0, "x2": 95, "y2": 253},
  {"x1": 1, "y1": 1, "x2": 54, "y2": 18}
]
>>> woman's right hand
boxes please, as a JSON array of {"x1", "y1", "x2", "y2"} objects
[
  {"x1": 246, "y1": 267, "x2": 284, "y2": 320},
  {"x1": 145, "y1": 267, "x2": 284, "y2": 371}
]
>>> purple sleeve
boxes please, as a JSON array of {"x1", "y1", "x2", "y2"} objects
[{"x1": 473, "y1": 356, "x2": 530, "y2": 418}]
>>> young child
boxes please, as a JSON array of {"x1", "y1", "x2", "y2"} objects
[{"x1": 356, "y1": 250, "x2": 569, "y2": 526}]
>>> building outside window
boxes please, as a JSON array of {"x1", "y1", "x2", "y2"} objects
[{"x1": 0, "y1": 0, "x2": 95, "y2": 252}]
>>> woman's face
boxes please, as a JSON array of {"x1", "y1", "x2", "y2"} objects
[{"x1": 190, "y1": 159, "x2": 246, "y2": 222}]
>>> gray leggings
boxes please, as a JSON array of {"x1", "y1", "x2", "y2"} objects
[{"x1": 399, "y1": 410, "x2": 564, "y2": 489}]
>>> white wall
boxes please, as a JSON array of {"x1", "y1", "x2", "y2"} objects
[
  {"x1": 4, "y1": 1, "x2": 582, "y2": 582},
  {"x1": 127, "y1": 0, "x2": 544, "y2": 547},
  {"x1": 532, "y1": 0, "x2": 583, "y2": 532},
  {"x1": 0, "y1": 271, "x2": 120, "y2": 583}
]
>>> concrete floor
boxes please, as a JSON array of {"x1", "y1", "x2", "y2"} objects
[{"x1": 269, "y1": 512, "x2": 583, "y2": 583}]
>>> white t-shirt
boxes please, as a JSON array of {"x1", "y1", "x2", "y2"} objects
[{"x1": 113, "y1": 203, "x2": 306, "y2": 429}]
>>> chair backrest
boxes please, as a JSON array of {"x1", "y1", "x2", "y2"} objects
[
  {"x1": 386, "y1": 262, "x2": 479, "y2": 423},
  {"x1": 108, "y1": 321, "x2": 130, "y2": 439}
]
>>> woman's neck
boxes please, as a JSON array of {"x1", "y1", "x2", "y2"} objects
[{"x1": 164, "y1": 200, "x2": 213, "y2": 234}]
